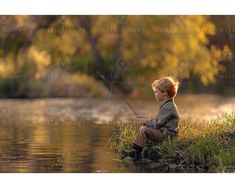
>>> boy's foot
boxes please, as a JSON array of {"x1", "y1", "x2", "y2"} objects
[{"x1": 121, "y1": 149, "x2": 141, "y2": 159}]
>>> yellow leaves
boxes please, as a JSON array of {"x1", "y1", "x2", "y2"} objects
[
  {"x1": 35, "y1": 25, "x2": 79, "y2": 58},
  {"x1": 222, "y1": 45, "x2": 233, "y2": 61},
  {"x1": 28, "y1": 46, "x2": 51, "y2": 67},
  {"x1": 98, "y1": 34, "x2": 116, "y2": 57},
  {"x1": 0, "y1": 58, "x2": 14, "y2": 77},
  {"x1": 171, "y1": 38, "x2": 185, "y2": 54},
  {"x1": 0, "y1": 64, "x2": 4, "y2": 73},
  {"x1": 201, "y1": 22, "x2": 215, "y2": 35},
  {"x1": 15, "y1": 16, "x2": 28, "y2": 27},
  {"x1": 1, "y1": 16, "x2": 231, "y2": 89},
  {"x1": 189, "y1": 38, "x2": 198, "y2": 50},
  {"x1": 210, "y1": 45, "x2": 222, "y2": 60},
  {"x1": 201, "y1": 75, "x2": 212, "y2": 86},
  {"x1": 159, "y1": 58, "x2": 179, "y2": 78},
  {"x1": 141, "y1": 55, "x2": 158, "y2": 69},
  {"x1": 75, "y1": 33, "x2": 91, "y2": 54},
  {"x1": 209, "y1": 44, "x2": 233, "y2": 64},
  {"x1": 165, "y1": 17, "x2": 230, "y2": 85},
  {"x1": 39, "y1": 16, "x2": 235, "y2": 90},
  {"x1": 54, "y1": 33, "x2": 77, "y2": 56},
  {"x1": 132, "y1": 15, "x2": 227, "y2": 86},
  {"x1": 198, "y1": 44, "x2": 233, "y2": 85},
  {"x1": 27, "y1": 46, "x2": 51, "y2": 79},
  {"x1": 195, "y1": 59, "x2": 218, "y2": 86},
  {"x1": 196, "y1": 44, "x2": 233, "y2": 85},
  {"x1": 164, "y1": 55, "x2": 178, "y2": 69}
]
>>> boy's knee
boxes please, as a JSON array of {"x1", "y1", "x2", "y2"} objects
[
  {"x1": 139, "y1": 126, "x2": 146, "y2": 132},
  {"x1": 139, "y1": 126, "x2": 147, "y2": 135}
]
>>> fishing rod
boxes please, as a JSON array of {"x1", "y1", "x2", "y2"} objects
[{"x1": 96, "y1": 71, "x2": 142, "y2": 119}]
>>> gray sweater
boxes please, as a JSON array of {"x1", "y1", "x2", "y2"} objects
[{"x1": 144, "y1": 98, "x2": 180, "y2": 133}]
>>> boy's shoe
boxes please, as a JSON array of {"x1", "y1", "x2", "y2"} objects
[{"x1": 121, "y1": 149, "x2": 141, "y2": 159}]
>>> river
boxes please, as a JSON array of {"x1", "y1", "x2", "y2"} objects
[{"x1": 0, "y1": 94, "x2": 234, "y2": 172}]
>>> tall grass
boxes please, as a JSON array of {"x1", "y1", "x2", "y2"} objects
[{"x1": 109, "y1": 112, "x2": 235, "y2": 172}]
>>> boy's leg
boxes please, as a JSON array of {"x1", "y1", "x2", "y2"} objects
[
  {"x1": 134, "y1": 126, "x2": 164, "y2": 148},
  {"x1": 122, "y1": 126, "x2": 165, "y2": 158},
  {"x1": 144, "y1": 127, "x2": 165, "y2": 142}
]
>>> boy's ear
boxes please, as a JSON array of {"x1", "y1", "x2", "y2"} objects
[{"x1": 163, "y1": 91, "x2": 168, "y2": 97}]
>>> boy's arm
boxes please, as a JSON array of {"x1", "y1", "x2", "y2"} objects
[
  {"x1": 144, "y1": 107, "x2": 172, "y2": 129},
  {"x1": 144, "y1": 119, "x2": 157, "y2": 128}
]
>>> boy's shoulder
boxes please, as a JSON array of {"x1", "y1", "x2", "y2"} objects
[
  {"x1": 160, "y1": 98, "x2": 176, "y2": 109},
  {"x1": 161, "y1": 99, "x2": 180, "y2": 114}
]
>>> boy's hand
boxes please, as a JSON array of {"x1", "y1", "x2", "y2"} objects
[{"x1": 137, "y1": 117, "x2": 148, "y2": 125}]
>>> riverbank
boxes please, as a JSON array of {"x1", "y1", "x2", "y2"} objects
[{"x1": 109, "y1": 112, "x2": 235, "y2": 172}]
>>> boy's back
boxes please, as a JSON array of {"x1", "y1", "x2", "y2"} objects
[
  {"x1": 157, "y1": 98, "x2": 180, "y2": 132},
  {"x1": 145, "y1": 98, "x2": 180, "y2": 134}
]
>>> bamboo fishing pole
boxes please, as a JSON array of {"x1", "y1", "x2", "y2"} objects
[{"x1": 96, "y1": 71, "x2": 144, "y2": 119}]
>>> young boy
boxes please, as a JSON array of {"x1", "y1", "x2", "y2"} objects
[{"x1": 123, "y1": 77, "x2": 181, "y2": 158}]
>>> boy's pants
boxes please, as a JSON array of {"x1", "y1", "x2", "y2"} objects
[{"x1": 134, "y1": 126, "x2": 173, "y2": 148}]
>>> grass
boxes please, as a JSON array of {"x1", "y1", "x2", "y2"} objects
[{"x1": 109, "y1": 112, "x2": 235, "y2": 172}]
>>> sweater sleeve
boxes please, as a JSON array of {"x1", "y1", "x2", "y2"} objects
[{"x1": 144, "y1": 107, "x2": 172, "y2": 129}]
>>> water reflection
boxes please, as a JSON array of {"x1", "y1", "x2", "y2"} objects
[
  {"x1": 0, "y1": 120, "x2": 126, "y2": 172},
  {"x1": 0, "y1": 95, "x2": 234, "y2": 172}
]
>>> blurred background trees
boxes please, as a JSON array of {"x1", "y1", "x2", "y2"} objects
[{"x1": 0, "y1": 15, "x2": 234, "y2": 98}]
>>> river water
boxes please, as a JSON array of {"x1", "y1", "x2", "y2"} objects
[{"x1": 0, "y1": 94, "x2": 234, "y2": 172}]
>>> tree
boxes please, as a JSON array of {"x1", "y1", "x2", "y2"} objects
[{"x1": 0, "y1": 16, "x2": 232, "y2": 97}]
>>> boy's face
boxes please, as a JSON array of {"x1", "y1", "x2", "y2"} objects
[{"x1": 153, "y1": 87, "x2": 168, "y2": 102}]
